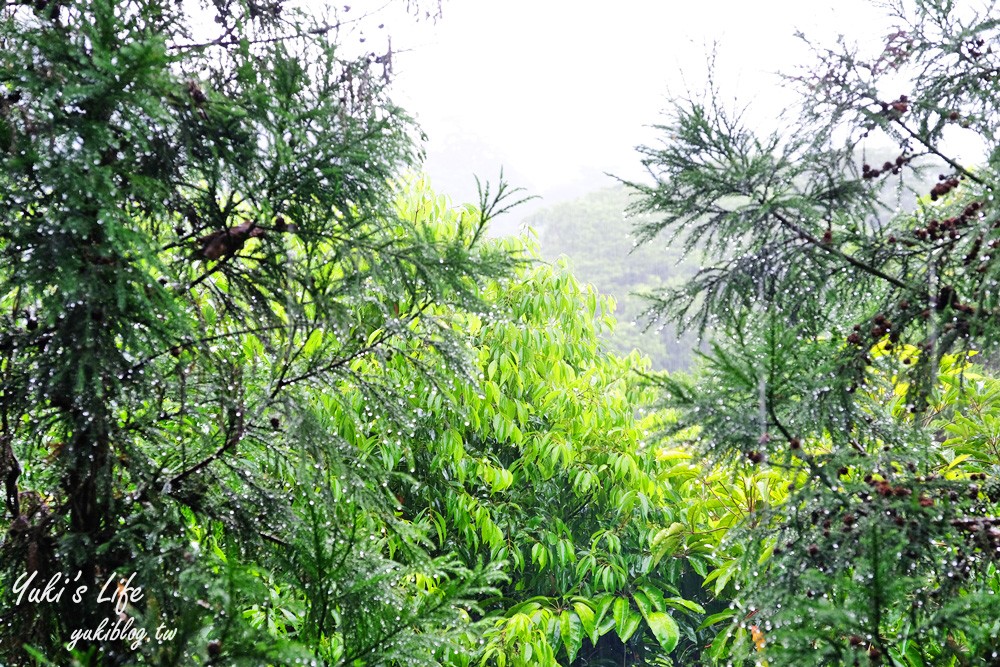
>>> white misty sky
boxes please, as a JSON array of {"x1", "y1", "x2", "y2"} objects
[
  {"x1": 380, "y1": 0, "x2": 891, "y2": 205},
  {"x1": 296, "y1": 0, "x2": 990, "y2": 211}
]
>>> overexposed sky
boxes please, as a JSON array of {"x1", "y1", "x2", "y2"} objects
[
  {"x1": 385, "y1": 0, "x2": 892, "y2": 205},
  {"x1": 304, "y1": 0, "x2": 898, "y2": 207}
]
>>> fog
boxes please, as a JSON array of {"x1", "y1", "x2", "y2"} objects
[{"x1": 379, "y1": 0, "x2": 891, "y2": 223}]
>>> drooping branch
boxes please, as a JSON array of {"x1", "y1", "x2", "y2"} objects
[
  {"x1": 165, "y1": 398, "x2": 246, "y2": 491},
  {"x1": 769, "y1": 210, "x2": 910, "y2": 290}
]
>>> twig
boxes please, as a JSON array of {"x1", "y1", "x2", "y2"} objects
[
  {"x1": 166, "y1": 400, "x2": 245, "y2": 490},
  {"x1": 892, "y1": 117, "x2": 987, "y2": 187},
  {"x1": 770, "y1": 210, "x2": 909, "y2": 289}
]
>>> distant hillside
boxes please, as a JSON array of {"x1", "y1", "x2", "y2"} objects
[
  {"x1": 524, "y1": 185, "x2": 700, "y2": 372},
  {"x1": 521, "y1": 140, "x2": 957, "y2": 372}
]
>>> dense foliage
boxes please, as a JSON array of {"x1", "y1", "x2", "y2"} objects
[
  {"x1": 6, "y1": 0, "x2": 1000, "y2": 665},
  {"x1": 0, "y1": 0, "x2": 510, "y2": 664},
  {"x1": 0, "y1": 2, "x2": 711, "y2": 664},
  {"x1": 629, "y1": 0, "x2": 1000, "y2": 663}
]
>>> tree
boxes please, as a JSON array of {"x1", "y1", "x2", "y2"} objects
[
  {"x1": 0, "y1": 1, "x2": 513, "y2": 664},
  {"x1": 629, "y1": 0, "x2": 1000, "y2": 663},
  {"x1": 341, "y1": 180, "x2": 700, "y2": 666}
]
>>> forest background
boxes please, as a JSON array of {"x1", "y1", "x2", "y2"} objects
[{"x1": 2, "y1": 1, "x2": 1000, "y2": 666}]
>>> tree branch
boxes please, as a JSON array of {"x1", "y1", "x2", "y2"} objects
[
  {"x1": 166, "y1": 400, "x2": 245, "y2": 491},
  {"x1": 770, "y1": 210, "x2": 910, "y2": 289}
]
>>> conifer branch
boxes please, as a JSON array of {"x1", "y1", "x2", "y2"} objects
[{"x1": 769, "y1": 210, "x2": 910, "y2": 290}]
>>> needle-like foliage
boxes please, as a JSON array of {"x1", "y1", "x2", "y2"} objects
[
  {"x1": 0, "y1": 1, "x2": 517, "y2": 664},
  {"x1": 630, "y1": 0, "x2": 1000, "y2": 663}
]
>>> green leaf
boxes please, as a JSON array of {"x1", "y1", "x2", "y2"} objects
[
  {"x1": 560, "y1": 610, "x2": 583, "y2": 662},
  {"x1": 635, "y1": 588, "x2": 680, "y2": 654},
  {"x1": 944, "y1": 453, "x2": 970, "y2": 471},
  {"x1": 613, "y1": 597, "x2": 629, "y2": 630},
  {"x1": 902, "y1": 640, "x2": 926, "y2": 667},
  {"x1": 507, "y1": 596, "x2": 551, "y2": 616},
  {"x1": 650, "y1": 522, "x2": 685, "y2": 567},
  {"x1": 709, "y1": 623, "x2": 734, "y2": 661},
  {"x1": 645, "y1": 612, "x2": 680, "y2": 654},
  {"x1": 639, "y1": 585, "x2": 667, "y2": 613},
  {"x1": 597, "y1": 611, "x2": 616, "y2": 638},
  {"x1": 593, "y1": 593, "x2": 615, "y2": 635},
  {"x1": 572, "y1": 601, "x2": 597, "y2": 645},
  {"x1": 664, "y1": 596, "x2": 705, "y2": 615},
  {"x1": 689, "y1": 557, "x2": 708, "y2": 578},
  {"x1": 633, "y1": 590, "x2": 653, "y2": 619},
  {"x1": 697, "y1": 609, "x2": 736, "y2": 630},
  {"x1": 613, "y1": 597, "x2": 642, "y2": 643}
]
